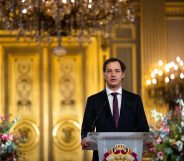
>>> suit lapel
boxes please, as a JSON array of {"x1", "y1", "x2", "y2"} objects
[
  {"x1": 120, "y1": 89, "x2": 126, "y2": 117},
  {"x1": 118, "y1": 89, "x2": 128, "y2": 129}
]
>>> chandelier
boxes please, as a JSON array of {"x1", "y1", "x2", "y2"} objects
[
  {"x1": 146, "y1": 57, "x2": 184, "y2": 105},
  {"x1": 0, "y1": 0, "x2": 135, "y2": 43}
]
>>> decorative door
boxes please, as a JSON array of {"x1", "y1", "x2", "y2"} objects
[{"x1": 0, "y1": 37, "x2": 106, "y2": 161}]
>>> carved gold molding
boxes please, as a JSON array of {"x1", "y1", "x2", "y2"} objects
[
  {"x1": 52, "y1": 119, "x2": 81, "y2": 151},
  {"x1": 12, "y1": 119, "x2": 40, "y2": 151},
  {"x1": 165, "y1": 2, "x2": 184, "y2": 17},
  {"x1": 112, "y1": 24, "x2": 136, "y2": 41}
]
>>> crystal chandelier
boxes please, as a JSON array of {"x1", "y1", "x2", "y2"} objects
[
  {"x1": 0, "y1": 0, "x2": 135, "y2": 41},
  {"x1": 146, "y1": 57, "x2": 184, "y2": 105},
  {"x1": 0, "y1": 0, "x2": 135, "y2": 55}
]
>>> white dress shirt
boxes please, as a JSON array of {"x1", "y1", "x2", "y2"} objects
[{"x1": 106, "y1": 86, "x2": 122, "y2": 115}]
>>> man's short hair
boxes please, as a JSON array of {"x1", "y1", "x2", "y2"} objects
[{"x1": 103, "y1": 58, "x2": 126, "y2": 73}]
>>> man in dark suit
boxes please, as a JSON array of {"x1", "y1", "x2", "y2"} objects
[{"x1": 81, "y1": 58, "x2": 149, "y2": 161}]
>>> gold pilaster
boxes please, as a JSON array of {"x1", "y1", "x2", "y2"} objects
[
  {"x1": 85, "y1": 37, "x2": 99, "y2": 97},
  {"x1": 141, "y1": 0, "x2": 167, "y2": 122},
  {"x1": 141, "y1": 0, "x2": 167, "y2": 82},
  {"x1": 97, "y1": 34, "x2": 110, "y2": 91},
  {"x1": 42, "y1": 47, "x2": 49, "y2": 161},
  {"x1": 141, "y1": 0, "x2": 166, "y2": 90},
  {"x1": 0, "y1": 46, "x2": 4, "y2": 114}
]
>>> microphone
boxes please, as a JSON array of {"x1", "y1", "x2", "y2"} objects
[{"x1": 91, "y1": 101, "x2": 107, "y2": 132}]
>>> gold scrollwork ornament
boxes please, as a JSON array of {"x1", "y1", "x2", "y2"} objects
[
  {"x1": 53, "y1": 120, "x2": 81, "y2": 151},
  {"x1": 12, "y1": 120, "x2": 40, "y2": 152}
]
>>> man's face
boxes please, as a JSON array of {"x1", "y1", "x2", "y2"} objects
[{"x1": 104, "y1": 61, "x2": 125, "y2": 89}]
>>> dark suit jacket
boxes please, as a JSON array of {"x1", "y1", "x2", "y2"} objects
[{"x1": 81, "y1": 89, "x2": 149, "y2": 161}]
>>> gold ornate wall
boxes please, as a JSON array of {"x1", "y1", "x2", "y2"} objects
[
  {"x1": 0, "y1": 35, "x2": 109, "y2": 161},
  {"x1": 1, "y1": 46, "x2": 41, "y2": 160},
  {"x1": 1, "y1": 1, "x2": 184, "y2": 160}
]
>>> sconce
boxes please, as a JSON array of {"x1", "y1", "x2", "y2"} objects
[{"x1": 146, "y1": 57, "x2": 184, "y2": 105}]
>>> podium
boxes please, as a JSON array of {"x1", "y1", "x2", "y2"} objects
[{"x1": 85, "y1": 132, "x2": 151, "y2": 161}]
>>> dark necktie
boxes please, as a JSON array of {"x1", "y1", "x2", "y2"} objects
[{"x1": 111, "y1": 92, "x2": 119, "y2": 128}]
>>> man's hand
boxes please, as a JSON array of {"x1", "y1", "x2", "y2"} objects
[{"x1": 81, "y1": 137, "x2": 90, "y2": 150}]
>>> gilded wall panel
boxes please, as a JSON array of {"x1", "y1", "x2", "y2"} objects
[
  {"x1": 51, "y1": 54, "x2": 83, "y2": 161},
  {"x1": 51, "y1": 54, "x2": 83, "y2": 120},
  {"x1": 7, "y1": 53, "x2": 40, "y2": 120},
  {"x1": 0, "y1": 36, "x2": 103, "y2": 161},
  {"x1": 6, "y1": 51, "x2": 41, "y2": 161}
]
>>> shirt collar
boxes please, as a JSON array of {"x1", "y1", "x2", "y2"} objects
[{"x1": 106, "y1": 86, "x2": 122, "y2": 96}]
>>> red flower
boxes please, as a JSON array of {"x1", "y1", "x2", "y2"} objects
[
  {"x1": 156, "y1": 137, "x2": 162, "y2": 144},
  {"x1": 1, "y1": 134, "x2": 9, "y2": 141},
  {"x1": 149, "y1": 145, "x2": 156, "y2": 152},
  {"x1": 157, "y1": 151, "x2": 163, "y2": 160}
]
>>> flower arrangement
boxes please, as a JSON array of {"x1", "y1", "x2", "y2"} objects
[
  {"x1": 0, "y1": 114, "x2": 20, "y2": 161},
  {"x1": 146, "y1": 98, "x2": 184, "y2": 160},
  {"x1": 103, "y1": 144, "x2": 138, "y2": 161}
]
